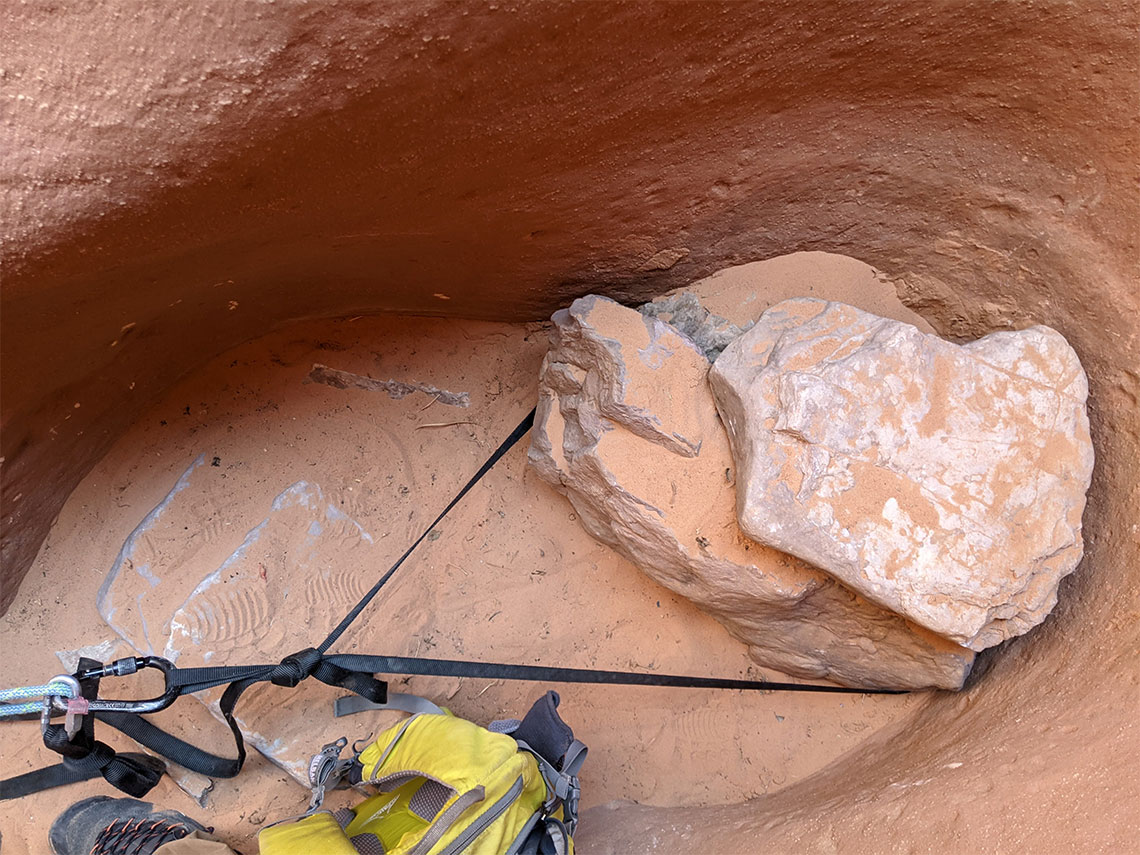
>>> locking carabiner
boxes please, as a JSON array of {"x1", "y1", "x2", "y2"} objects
[{"x1": 51, "y1": 656, "x2": 182, "y2": 715}]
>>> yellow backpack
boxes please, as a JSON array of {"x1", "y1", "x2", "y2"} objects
[{"x1": 259, "y1": 691, "x2": 586, "y2": 855}]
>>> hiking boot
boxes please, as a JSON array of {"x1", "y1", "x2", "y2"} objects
[{"x1": 49, "y1": 795, "x2": 211, "y2": 855}]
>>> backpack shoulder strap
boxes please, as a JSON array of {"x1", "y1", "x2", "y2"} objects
[{"x1": 335, "y1": 691, "x2": 446, "y2": 718}]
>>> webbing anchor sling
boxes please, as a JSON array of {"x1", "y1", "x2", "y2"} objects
[{"x1": 0, "y1": 408, "x2": 904, "y2": 801}]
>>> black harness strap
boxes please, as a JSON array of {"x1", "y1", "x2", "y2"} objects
[{"x1": 0, "y1": 752, "x2": 165, "y2": 801}]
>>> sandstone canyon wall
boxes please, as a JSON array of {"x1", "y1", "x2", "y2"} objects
[{"x1": 2, "y1": 2, "x2": 1137, "y2": 851}]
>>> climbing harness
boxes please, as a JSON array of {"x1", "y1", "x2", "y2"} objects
[{"x1": 0, "y1": 407, "x2": 904, "y2": 805}]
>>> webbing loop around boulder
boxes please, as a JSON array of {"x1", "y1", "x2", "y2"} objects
[{"x1": 1, "y1": 406, "x2": 905, "y2": 805}]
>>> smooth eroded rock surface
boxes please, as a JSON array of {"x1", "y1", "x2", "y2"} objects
[
  {"x1": 96, "y1": 456, "x2": 378, "y2": 784},
  {"x1": 709, "y1": 298, "x2": 1094, "y2": 650},
  {"x1": 529, "y1": 294, "x2": 974, "y2": 690}
]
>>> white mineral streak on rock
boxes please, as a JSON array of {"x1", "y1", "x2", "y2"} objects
[
  {"x1": 529, "y1": 294, "x2": 974, "y2": 690},
  {"x1": 709, "y1": 298, "x2": 1094, "y2": 651}
]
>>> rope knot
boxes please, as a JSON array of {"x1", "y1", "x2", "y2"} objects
[{"x1": 271, "y1": 648, "x2": 322, "y2": 688}]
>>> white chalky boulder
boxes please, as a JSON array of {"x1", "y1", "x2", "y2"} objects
[{"x1": 709, "y1": 298, "x2": 1094, "y2": 651}]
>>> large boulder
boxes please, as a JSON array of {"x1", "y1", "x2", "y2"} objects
[
  {"x1": 529, "y1": 294, "x2": 974, "y2": 690},
  {"x1": 709, "y1": 298, "x2": 1094, "y2": 650}
]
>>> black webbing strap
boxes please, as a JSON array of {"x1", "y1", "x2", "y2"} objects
[
  {"x1": 119, "y1": 411, "x2": 541, "y2": 789},
  {"x1": 26, "y1": 647, "x2": 897, "y2": 799},
  {"x1": 0, "y1": 752, "x2": 165, "y2": 801},
  {"x1": 94, "y1": 710, "x2": 243, "y2": 780},
  {"x1": 3, "y1": 406, "x2": 905, "y2": 800},
  {"x1": 318, "y1": 408, "x2": 537, "y2": 654},
  {"x1": 117, "y1": 652, "x2": 902, "y2": 704},
  {"x1": 295, "y1": 654, "x2": 901, "y2": 694}
]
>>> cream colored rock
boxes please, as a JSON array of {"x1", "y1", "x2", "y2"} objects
[
  {"x1": 529, "y1": 294, "x2": 974, "y2": 690},
  {"x1": 709, "y1": 298, "x2": 1094, "y2": 651}
]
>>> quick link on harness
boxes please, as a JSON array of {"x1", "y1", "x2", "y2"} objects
[
  {"x1": 0, "y1": 407, "x2": 907, "y2": 804},
  {"x1": 1, "y1": 656, "x2": 167, "y2": 801}
]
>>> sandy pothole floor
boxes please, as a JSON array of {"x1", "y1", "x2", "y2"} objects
[{"x1": 0, "y1": 256, "x2": 930, "y2": 853}]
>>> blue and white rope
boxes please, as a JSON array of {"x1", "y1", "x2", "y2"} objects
[{"x1": 0, "y1": 681, "x2": 80, "y2": 718}]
